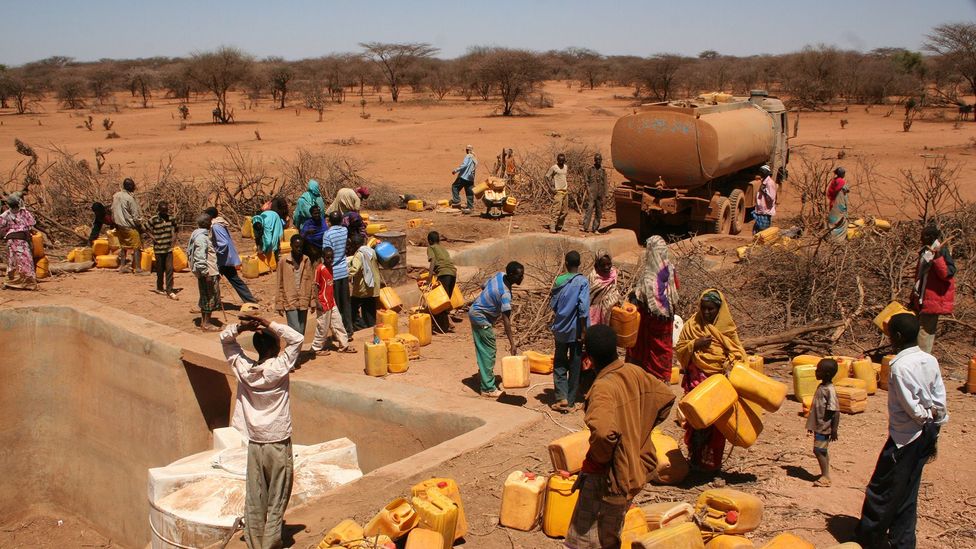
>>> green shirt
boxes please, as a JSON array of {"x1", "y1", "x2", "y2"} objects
[{"x1": 427, "y1": 244, "x2": 457, "y2": 278}]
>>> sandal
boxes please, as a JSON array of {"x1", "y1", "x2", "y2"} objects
[
  {"x1": 813, "y1": 477, "x2": 831, "y2": 487},
  {"x1": 339, "y1": 347, "x2": 358, "y2": 354}
]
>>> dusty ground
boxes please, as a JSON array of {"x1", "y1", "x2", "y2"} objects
[{"x1": 1, "y1": 84, "x2": 975, "y2": 548}]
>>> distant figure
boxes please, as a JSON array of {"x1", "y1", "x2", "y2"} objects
[
  {"x1": 549, "y1": 251, "x2": 590, "y2": 412},
  {"x1": 212, "y1": 107, "x2": 221, "y2": 123},
  {"x1": 146, "y1": 201, "x2": 177, "y2": 300},
  {"x1": 565, "y1": 324, "x2": 675, "y2": 549},
  {"x1": 826, "y1": 167, "x2": 850, "y2": 242},
  {"x1": 111, "y1": 177, "x2": 145, "y2": 273},
  {"x1": 807, "y1": 359, "x2": 840, "y2": 487},
  {"x1": 581, "y1": 153, "x2": 607, "y2": 233},
  {"x1": 293, "y1": 179, "x2": 326, "y2": 230},
  {"x1": 348, "y1": 233, "x2": 382, "y2": 330},
  {"x1": 275, "y1": 234, "x2": 317, "y2": 340},
  {"x1": 88, "y1": 202, "x2": 114, "y2": 244},
  {"x1": 545, "y1": 153, "x2": 569, "y2": 233},
  {"x1": 855, "y1": 313, "x2": 948, "y2": 549},
  {"x1": 219, "y1": 314, "x2": 302, "y2": 549},
  {"x1": 493, "y1": 148, "x2": 516, "y2": 180},
  {"x1": 0, "y1": 193, "x2": 38, "y2": 290},
  {"x1": 311, "y1": 246, "x2": 354, "y2": 355},
  {"x1": 910, "y1": 224, "x2": 956, "y2": 354},
  {"x1": 322, "y1": 211, "x2": 353, "y2": 336},
  {"x1": 753, "y1": 164, "x2": 776, "y2": 234},
  {"x1": 450, "y1": 145, "x2": 477, "y2": 213},
  {"x1": 187, "y1": 214, "x2": 220, "y2": 332},
  {"x1": 468, "y1": 262, "x2": 523, "y2": 399},
  {"x1": 207, "y1": 206, "x2": 258, "y2": 304}
]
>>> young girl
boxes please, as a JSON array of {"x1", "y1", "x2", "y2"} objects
[{"x1": 807, "y1": 358, "x2": 841, "y2": 486}]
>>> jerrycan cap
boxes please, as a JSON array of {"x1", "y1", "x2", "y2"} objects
[
  {"x1": 437, "y1": 481, "x2": 448, "y2": 488},
  {"x1": 524, "y1": 472, "x2": 537, "y2": 480},
  {"x1": 558, "y1": 470, "x2": 571, "y2": 479},
  {"x1": 726, "y1": 510, "x2": 739, "y2": 524}
]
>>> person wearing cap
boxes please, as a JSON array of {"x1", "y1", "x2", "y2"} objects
[
  {"x1": 827, "y1": 167, "x2": 851, "y2": 242},
  {"x1": 450, "y1": 145, "x2": 477, "y2": 214},
  {"x1": 753, "y1": 164, "x2": 776, "y2": 234},
  {"x1": 581, "y1": 153, "x2": 607, "y2": 233}
]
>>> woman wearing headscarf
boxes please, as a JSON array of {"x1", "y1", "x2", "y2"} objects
[
  {"x1": 587, "y1": 250, "x2": 620, "y2": 326},
  {"x1": 326, "y1": 186, "x2": 368, "y2": 215},
  {"x1": 674, "y1": 289, "x2": 746, "y2": 471},
  {"x1": 0, "y1": 193, "x2": 39, "y2": 290},
  {"x1": 826, "y1": 167, "x2": 850, "y2": 242},
  {"x1": 293, "y1": 179, "x2": 325, "y2": 230},
  {"x1": 626, "y1": 236, "x2": 678, "y2": 383}
]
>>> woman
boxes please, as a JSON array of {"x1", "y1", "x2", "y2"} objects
[
  {"x1": 0, "y1": 193, "x2": 38, "y2": 290},
  {"x1": 626, "y1": 237, "x2": 678, "y2": 382},
  {"x1": 674, "y1": 289, "x2": 746, "y2": 472},
  {"x1": 252, "y1": 208, "x2": 284, "y2": 263},
  {"x1": 300, "y1": 204, "x2": 327, "y2": 253},
  {"x1": 587, "y1": 250, "x2": 619, "y2": 326},
  {"x1": 293, "y1": 179, "x2": 325, "y2": 230},
  {"x1": 826, "y1": 167, "x2": 850, "y2": 242}
]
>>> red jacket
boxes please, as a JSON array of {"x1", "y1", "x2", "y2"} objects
[{"x1": 912, "y1": 254, "x2": 955, "y2": 315}]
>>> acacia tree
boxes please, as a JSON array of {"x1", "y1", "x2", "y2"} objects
[
  {"x1": 88, "y1": 67, "x2": 117, "y2": 105},
  {"x1": 359, "y1": 42, "x2": 438, "y2": 102},
  {"x1": 925, "y1": 23, "x2": 976, "y2": 99},
  {"x1": 642, "y1": 54, "x2": 687, "y2": 101},
  {"x1": 188, "y1": 46, "x2": 254, "y2": 123},
  {"x1": 477, "y1": 48, "x2": 544, "y2": 115},
  {"x1": 127, "y1": 68, "x2": 157, "y2": 108},
  {"x1": 268, "y1": 63, "x2": 293, "y2": 108},
  {"x1": 5, "y1": 75, "x2": 39, "y2": 114},
  {"x1": 56, "y1": 77, "x2": 87, "y2": 109}
]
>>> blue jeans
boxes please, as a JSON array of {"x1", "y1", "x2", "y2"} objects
[
  {"x1": 553, "y1": 340, "x2": 583, "y2": 404},
  {"x1": 451, "y1": 176, "x2": 474, "y2": 209},
  {"x1": 220, "y1": 265, "x2": 257, "y2": 303},
  {"x1": 753, "y1": 213, "x2": 772, "y2": 234},
  {"x1": 285, "y1": 309, "x2": 308, "y2": 337}
]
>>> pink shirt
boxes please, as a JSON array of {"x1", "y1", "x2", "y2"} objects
[{"x1": 755, "y1": 176, "x2": 777, "y2": 216}]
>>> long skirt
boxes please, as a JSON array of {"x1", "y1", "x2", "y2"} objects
[
  {"x1": 625, "y1": 310, "x2": 673, "y2": 383},
  {"x1": 4, "y1": 240, "x2": 37, "y2": 290}
]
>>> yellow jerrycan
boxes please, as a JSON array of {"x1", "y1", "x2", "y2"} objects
[
  {"x1": 363, "y1": 497, "x2": 418, "y2": 540},
  {"x1": 410, "y1": 478, "x2": 467, "y2": 540},
  {"x1": 678, "y1": 374, "x2": 738, "y2": 430},
  {"x1": 547, "y1": 429, "x2": 590, "y2": 474},
  {"x1": 501, "y1": 356, "x2": 530, "y2": 389},
  {"x1": 409, "y1": 313, "x2": 432, "y2": 346},
  {"x1": 728, "y1": 364, "x2": 787, "y2": 412},
  {"x1": 651, "y1": 429, "x2": 689, "y2": 485},
  {"x1": 498, "y1": 471, "x2": 546, "y2": 531},
  {"x1": 632, "y1": 522, "x2": 705, "y2": 549},
  {"x1": 695, "y1": 488, "x2": 764, "y2": 535},
  {"x1": 411, "y1": 488, "x2": 457, "y2": 549},
  {"x1": 542, "y1": 471, "x2": 578, "y2": 538}
]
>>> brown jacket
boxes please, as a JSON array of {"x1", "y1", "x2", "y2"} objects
[
  {"x1": 275, "y1": 254, "x2": 317, "y2": 312},
  {"x1": 584, "y1": 359, "x2": 675, "y2": 500}
]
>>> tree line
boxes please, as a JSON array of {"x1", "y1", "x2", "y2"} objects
[{"x1": 0, "y1": 23, "x2": 973, "y2": 119}]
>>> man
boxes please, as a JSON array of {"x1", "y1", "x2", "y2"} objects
[
  {"x1": 187, "y1": 214, "x2": 220, "y2": 332},
  {"x1": 349, "y1": 233, "x2": 383, "y2": 330},
  {"x1": 549, "y1": 251, "x2": 590, "y2": 412},
  {"x1": 910, "y1": 224, "x2": 956, "y2": 354},
  {"x1": 219, "y1": 314, "x2": 302, "y2": 549},
  {"x1": 753, "y1": 165, "x2": 776, "y2": 234},
  {"x1": 111, "y1": 177, "x2": 145, "y2": 273},
  {"x1": 311, "y1": 246, "x2": 353, "y2": 355},
  {"x1": 566, "y1": 325, "x2": 675, "y2": 549},
  {"x1": 206, "y1": 206, "x2": 258, "y2": 304},
  {"x1": 293, "y1": 179, "x2": 325, "y2": 230},
  {"x1": 322, "y1": 211, "x2": 353, "y2": 336},
  {"x1": 581, "y1": 153, "x2": 607, "y2": 234},
  {"x1": 146, "y1": 201, "x2": 177, "y2": 299},
  {"x1": 855, "y1": 313, "x2": 948, "y2": 549},
  {"x1": 450, "y1": 145, "x2": 477, "y2": 214},
  {"x1": 546, "y1": 153, "x2": 569, "y2": 233},
  {"x1": 468, "y1": 261, "x2": 523, "y2": 398}
]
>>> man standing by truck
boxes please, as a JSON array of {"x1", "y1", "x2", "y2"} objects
[
  {"x1": 545, "y1": 153, "x2": 569, "y2": 234},
  {"x1": 581, "y1": 153, "x2": 607, "y2": 234},
  {"x1": 753, "y1": 165, "x2": 777, "y2": 234}
]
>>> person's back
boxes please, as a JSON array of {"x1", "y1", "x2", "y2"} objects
[
  {"x1": 323, "y1": 224, "x2": 349, "y2": 279},
  {"x1": 112, "y1": 189, "x2": 139, "y2": 228},
  {"x1": 888, "y1": 346, "x2": 948, "y2": 445}
]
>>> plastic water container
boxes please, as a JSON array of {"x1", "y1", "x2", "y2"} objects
[
  {"x1": 387, "y1": 341, "x2": 409, "y2": 373},
  {"x1": 643, "y1": 501, "x2": 694, "y2": 531},
  {"x1": 409, "y1": 313, "x2": 432, "y2": 346},
  {"x1": 728, "y1": 364, "x2": 787, "y2": 412},
  {"x1": 874, "y1": 301, "x2": 908, "y2": 333},
  {"x1": 746, "y1": 355, "x2": 764, "y2": 374},
  {"x1": 651, "y1": 429, "x2": 688, "y2": 485},
  {"x1": 792, "y1": 364, "x2": 819, "y2": 402},
  {"x1": 472, "y1": 181, "x2": 489, "y2": 198},
  {"x1": 437, "y1": 199, "x2": 450, "y2": 207},
  {"x1": 880, "y1": 354, "x2": 894, "y2": 391},
  {"x1": 525, "y1": 350, "x2": 554, "y2": 374},
  {"x1": 759, "y1": 532, "x2": 815, "y2": 548},
  {"x1": 410, "y1": 478, "x2": 467, "y2": 539},
  {"x1": 632, "y1": 522, "x2": 705, "y2": 548},
  {"x1": 678, "y1": 375, "x2": 738, "y2": 430},
  {"x1": 620, "y1": 506, "x2": 650, "y2": 549},
  {"x1": 695, "y1": 488, "x2": 764, "y2": 535},
  {"x1": 426, "y1": 284, "x2": 452, "y2": 314},
  {"x1": 380, "y1": 287, "x2": 403, "y2": 312},
  {"x1": 374, "y1": 323, "x2": 395, "y2": 343},
  {"x1": 547, "y1": 430, "x2": 590, "y2": 474},
  {"x1": 610, "y1": 303, "x2": 640, "y2": 348},
  {"x1": 365, "y1": 342, "x2": 388, "y2": 377},
  {"x1": 705, "y1": 534, "x2": 755, "y2": 548},
  {"x1": 239, "y1": 255, "x2": 259, "y2": 279},
  {"x1": 31, "y1": 231, "x2": 44, "y2": 258},
  {"x1": 34, "y1": 256, "x2": 50, "y2": 279},
  {"x1": 791, "y1": 354, "x2": 821, "y2": 367},
  {"x1": 542, "y1": 471, "x2": 579, "y2": 538},
  {"x1": 405, "y1": 528, "x2": 444, "y2": 549},
  {"x1": 106, "y1": 229, "x2": 120, "y2": 249},
  {"x1": 173, "y1": 247, "x2": 189, "y2": 272},
  {"x1": 256, "y1": 252, "x2": 276, "y2": 273},
  {"x1": 406, "y1": 218, "x2": 425, "y2": 229},
  {"x1": 394, "y1": 333, "x2": 421, "y2": 360},
  {"x1": 364, "y1": 497, "x2": 419, "y2": 540},
  {"x1": 499, "y1": 471, "x2": 546, "y2": 531},
  {"x1": 95, "y1": 254, "x2": 119, "y2": 269},
  {"x1": 968, "y1": 356, "x2": 976, "y2": 394},
  {"x1": 826, "y1": 356, "x2": 853, "y2": 383},
  {"x1": 852, "y1": 358, "x2": 877, "y2": 394},
  {"x1": 241, "y1": 216, "x2": 253, "y2": 238},
  {"x1": 836, "y1": 378, "x2": 868, "y2": 392},
  {"x1": 754, "y1": 226, "x2": 780, "y2": 245},
  {"x1": 716, "y1": 398, "x2": 764, "y2": 448},
  {"x1": 140, "y1": 248, "x2": 155, "y2": 272},
  {"x1": 670, "y1": 366, "x2": 681, "y2": 385},
  {"x1": 69, "y1": 247, "x2": 94, "y2": 263},
  {"x1": 412, "y1": 489, "x2": 457, "y2": 549},
  {"x1": 407, "y1": 199, "x2": 425, "y2": 212},
  {"x1": 367, "y1": 223, "x2": 388, "y2": 236},
  {"x1": 375, "y1": 241, "x2": 399, "y2": 268},
  {"x1": 450, "y1": 284, "x2": 465, "y2": 309},
  {"x1": 92, "y1": 238, "x2": 110, "y2": 257},
  {"x1": 321, "y1": 519, "x2": 363, "y2": 546},
  {"x1": 502, "y1": 356, "x2": 530, "y2": 389},
  {"x1": 378, "y1": 309, "x2": 398, "y2": 331},
  {"x1": 503, "y1": 196, "x2": 518, "y2": 214}
]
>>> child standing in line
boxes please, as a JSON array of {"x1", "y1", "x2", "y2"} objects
[
  {"x1": 275, "y1": 234, "x2": 317, "y2": 342},
  {"x1": 311, "y1": 246, "x2": 356, "y2": 355},
  {"x1": 807, "y1": 358, "x2": 840, "y2": 487}
]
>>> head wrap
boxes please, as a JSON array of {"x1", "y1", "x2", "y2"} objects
[
  {"x1": 701, "y1": 290, "x2": 722, "y2": 306},
  {"x1": 355, "y1": 186, "x2": 370, "y2": 199},
  {"x1": 634, "y1": 235, "x2": 678, "y2": 318}
]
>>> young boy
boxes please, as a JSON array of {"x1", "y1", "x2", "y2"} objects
[
  {"x1": 311, "y1": 246, "x2": 355, "y2": 355},
  {"x1": 807, "y1": 358, "x2": 840, "y2": 486},
  {"x1": 146, "y1": 201, "x2": 177, "y2": 299},
  {"x1": 274, "y1": 234, "x2": 317, "y2": 341}
]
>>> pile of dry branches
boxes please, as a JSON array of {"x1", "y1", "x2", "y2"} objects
[{"x1": 507, "y1": 139, "x2": 608, "y2": 214}]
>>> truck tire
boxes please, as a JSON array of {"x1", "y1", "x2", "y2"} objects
[
  {"x1": 704, "y1": 197, "x2": 732, "y2": 235},
  {"x1": 728, "y1": 189, "x2": 746, "y2": 235}
]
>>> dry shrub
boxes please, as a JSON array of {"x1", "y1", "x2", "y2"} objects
[
  {"x1": 280, "y1": 148, "x2": 398, "y2": 211},
  {"x1": 29, "y1": 146, "x2": 119, "y2": 227},
  {"x1": 508, "y1": 139, "x2": 604, "y2": 214},
  {"x1": 140, "y1": 157, "x2": 208, "y2": 230},
  {"x1": 205, "y1": 146, "x2": 284, "y2": 227}
]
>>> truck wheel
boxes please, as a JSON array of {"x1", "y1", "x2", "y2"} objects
[
  {"x1": 728, "y1": 189, "x2": 746, "y2": 235},
  {"x1": 708, "y1": 197, "x2": 732, "y2": 234}
]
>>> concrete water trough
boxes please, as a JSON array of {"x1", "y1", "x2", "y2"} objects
[{"x1": 0, "y1": 301, "x2": 537, "y2": 548}]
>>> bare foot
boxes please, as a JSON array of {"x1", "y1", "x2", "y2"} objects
[{"x1": 813, "y1": 477, "x2": 831, "y2": 487}]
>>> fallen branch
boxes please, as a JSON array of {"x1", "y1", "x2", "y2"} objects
[{"x1": 742, "y1": 321, "x2": 844, "y2": 350}]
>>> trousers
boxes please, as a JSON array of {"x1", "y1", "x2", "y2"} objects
[
  {"x1": 333, "y1": 277, "x2": 353, "y2": 336},
  {"x1": 582, "y1": 192, "x2": 604, "y2": 232},
  {"x1": 917, "y1": 313, "x2": 938, "y2": 354},
  {"x1": 245, "y1": 439, "x2": 293, "y2": 549},
  {"x1": 472, "y1": 323, "x2": 497, "y2": 392},
  {"x1": 220, "y1": 265, "x2": 258, "y2": 303},
  {"x1": 154, "y1": 251, "x2": 174, "y2": 293},
  {"x1": 451, "y1": 176, "x2": 474, "y2": 209},
  {"x1": 551, "y1": 190, "x2": 568, "y2": 231},
  {"x1": 312, "y1": 304, "x2": 348, "y2": 351},
  {"x1": 553, "y1": 340, "x2": 583, "y2": 404}
]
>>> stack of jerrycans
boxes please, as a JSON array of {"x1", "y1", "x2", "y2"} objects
[{"x1": 410, "y1": 478, "x2": 467, "y2": 547}]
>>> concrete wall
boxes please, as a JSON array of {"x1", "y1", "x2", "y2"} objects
[{"x1": 447, "y1": 229, "x2": 637, "y2": 268}]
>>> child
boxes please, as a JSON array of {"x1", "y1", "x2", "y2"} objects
[
  {"x1": 427, "y1": 231, "x2": 457, "y2": 334},
  {"x1": 274, "y1": 234, "x2": 317, "y2": 340},
  {"x1": 311, "y1": 246, "x2": 355, "y2": 355},
  {"x1": 807, "y1": 358, "x2": 840, "y2": 487}
]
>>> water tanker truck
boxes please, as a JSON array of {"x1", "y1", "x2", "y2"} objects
[{"x1": 611, "y1": 90, "x2": 789, "y2": 241}]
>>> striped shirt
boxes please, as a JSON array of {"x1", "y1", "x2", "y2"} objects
[
  {"x1": 322, "y1": 225, "x2": 349, "y2": 280},
  {"x1": 469, "y1": 272, "x2": 512, "y2": 326},
  {"x1": 146, "y1": 214, "x2": 176, "y2": 253}
]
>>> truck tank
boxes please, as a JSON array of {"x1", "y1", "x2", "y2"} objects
[{"x1": 611, "y1": 101, "x2": 776, "y2": 189}]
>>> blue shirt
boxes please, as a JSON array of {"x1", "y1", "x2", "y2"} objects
[
  {"x1": 322, "y1": 225, "x2": 349, "y2": 279},
  {"x1": 549, "y1": 273, "x2": 590, "y2": 343},
  {"x1": 301, "y1": 217, "x2": 327, "y2": 249},
  {"x1": 456, "y1": 153, "x2": 477, "y2": 182},
  {"x1": 469, "y1": 272, "x2": 511, "y2": 326},
  {"x1": 211, "y1": 220, "x2": 240, "y2": 267}
]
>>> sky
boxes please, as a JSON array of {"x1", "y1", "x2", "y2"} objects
[{"x1": 1, "y1": 0, "x2": 974, "y2": 66}]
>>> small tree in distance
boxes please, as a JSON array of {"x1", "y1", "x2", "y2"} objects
[
  {"x1": 359, "y1": 42, "x2": 438, "y2": 102},
  {"x1": 188, "y1": 46, "x2": 254, "y2": 123},
  {"x1": 477, "y1": 48, "x2": 544, "y2": 116},
  {"x1": 268, "y1": 63, "x2": 293, "y2": 109},
  {"x1": 127, "y1": 68, "x2": 157, "y2": 108},
  {"x1": 925, "y1": 23, "x2": 976, "y2": 100}
]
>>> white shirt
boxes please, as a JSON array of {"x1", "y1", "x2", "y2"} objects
[
  {"x1": 546, "y1": 163, "x2": 569, "y2": 191},
  {"x1": 887, "y1": 346, "x2": 948, "y2": 447},
  {"x1": 221, "y1": 322, "x2": 304, "y2": 443}
]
